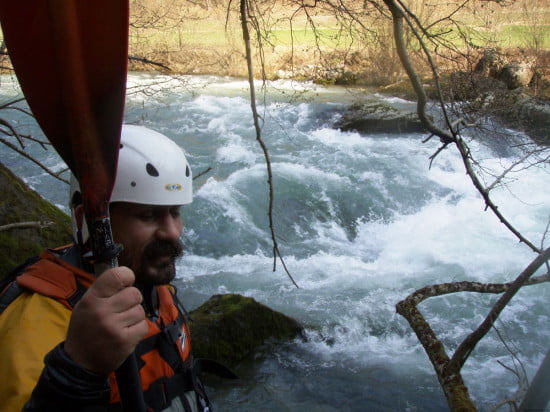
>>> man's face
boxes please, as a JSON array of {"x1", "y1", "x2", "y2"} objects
[{"x1": 110, "y1": 202, "x2": 184, "y2": 285}]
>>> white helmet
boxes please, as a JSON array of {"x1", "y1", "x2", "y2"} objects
[
  {"x1": 110, "y1": 125, "x2": 192, "y2": 205},
  {"x1": 70, "y1": 125, "x2": 192, "y2": 243}
]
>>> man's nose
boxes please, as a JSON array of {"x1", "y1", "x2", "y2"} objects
[{"x1": 156, "y1": 213, "x2": 181, "y2": 240}]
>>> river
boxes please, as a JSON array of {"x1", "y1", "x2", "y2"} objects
[{"x1": 1, "y1": 73, "x2": 549, "y2": 411}]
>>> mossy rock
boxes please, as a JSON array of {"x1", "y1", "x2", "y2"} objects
[
  {"x1": 189, "y1": 294, "x2": 303, "y2": 365},
  {"x1": 0, "y1": 162, "x2": 72, "y2": 278}
]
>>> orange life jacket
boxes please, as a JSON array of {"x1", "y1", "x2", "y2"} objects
[{"x1": 0, "y1": 246, "x2": 212, "y2": 411}]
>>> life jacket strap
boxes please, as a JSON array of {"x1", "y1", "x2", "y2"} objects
[
  {"x1": 67, "y1": 279, "x2": 86, "y2": 308},
  {"x1": 0, "y1": 255, "x2": 41, "y2": 314},
  {"x1": 0, "y1": 281, "x2": 24, "y2": 315}
]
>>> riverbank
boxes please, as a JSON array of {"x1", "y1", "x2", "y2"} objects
[
  {"x1": 122, "y1": 1, "x2": 550, "y2": 99},
  {"x1": 4, "y1": 1, "x2": 548, "y2": 97},
  {"x1": 122, "y1": 2, "x2": 550, "y2": 144}
]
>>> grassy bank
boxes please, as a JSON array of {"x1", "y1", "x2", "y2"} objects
[
  {"x1": 127, "y1": 0, "x2": 550, "y2": 89},
  {"x1": 0, "y1": 1, "x2": 548, "y2": 94}
]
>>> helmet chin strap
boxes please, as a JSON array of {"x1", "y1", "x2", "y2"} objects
[
  {"x1": 73, "y1": 204, "x2": 86, "y2": 247},
  {"x1": 76, "y1": 228, "x2": 84, "y2": 246}
]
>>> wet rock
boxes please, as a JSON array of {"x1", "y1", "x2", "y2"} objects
[
  {"x1": 500, "y1": 61, "x2": 535, "y2": 90},
  {"x1": 276, "y1": 64, "x2": 357, "y2": 85},
  {"x1": 189, "y1": 293, "x2": 303, "y2": 365},
  {"x1": 463, "y1": 86, "x2": 550, "y2": 145},
  {"x1": 506, "y1": 95, "x2": 550, "y2": 144},
  {"x1": 334, "y1": 101, "x2": 426, "y2": 134}
]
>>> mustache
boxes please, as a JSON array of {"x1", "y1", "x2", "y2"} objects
[{"x1": 143, "y1": 239, "x2": 184, "y2": 261}]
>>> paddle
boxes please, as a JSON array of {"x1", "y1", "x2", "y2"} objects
[{"x1": 0, "y1": 1, "x2": 145, "y2": 410}]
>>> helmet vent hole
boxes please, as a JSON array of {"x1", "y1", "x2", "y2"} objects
[
  {"x1": 186, "y1": 165, "x2": 190, "y2": 177},
  {"x1": 131, "y1": 181, "x2": 137, "y2": 187},
  {"x1": 146, "y1": 163, "x2": 159, "y2": 177}
]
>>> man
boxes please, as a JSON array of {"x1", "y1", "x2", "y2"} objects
[{"x1": 0, "y1": 125, "x2": 213, "y2": 411}]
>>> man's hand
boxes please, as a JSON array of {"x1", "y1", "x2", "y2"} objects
[{"x1": 64, "y1": 267, "x2": 148, "y2": 375}]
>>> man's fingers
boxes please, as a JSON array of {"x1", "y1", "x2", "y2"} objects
[
  {"x1": 124, "y1": 317, "x2": 149, "y2": 343},
  {"x1": 115, "y1": 301, "x2": 147, "y2": 328},
  {"x1": 91, "y1": 267, "x2": 136, "y2": 298},
  {"x1": 111, "y1": 286, "x2": 143, "y2": 313}
]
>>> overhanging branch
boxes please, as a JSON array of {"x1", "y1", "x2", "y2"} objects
[
  {"x1": 397, "y1": 247, "x2": 550, "y2": 411},
  {"x1": 240, "y1": 0, "x2": 298, "y2": 288}
]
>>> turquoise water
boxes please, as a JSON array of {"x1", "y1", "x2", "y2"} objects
[{"x1": 1, "y1": 73, "x2": 549, "y2": 411}]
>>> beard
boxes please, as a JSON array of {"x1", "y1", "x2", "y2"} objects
[{"x1": 122, "y1": 239, "x2": 184, "y2": 286}]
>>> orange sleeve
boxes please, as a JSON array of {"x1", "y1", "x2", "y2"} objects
[{"x1": 0, "y1": 292, "x2": 71, "y2": 411}]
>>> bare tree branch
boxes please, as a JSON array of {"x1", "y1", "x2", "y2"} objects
[
  {"x1": 383, "y1": 0, "x2": 542, "y2": 254},
  {"x1": 383, "y1": 0, "x2": 455, "y2": 144},
  {"x1": 488, "y1": 326, "x2": 529, "y2": 412},
  {"x1": 240, "y1": 0, "x2": 298, "y2": 288},
  {"x1": 0, "y1": 136, "x2": 69, "y2": 184},
  {"x1": 450, "y1": 246, "x2": 550, "y2": 370},
  {"x1": 192, "y1": 167, "x2": 212, "y2": 181},
  {"x1": 397, "y1": 247, "x2": 550, "y2": 411},
  {"x1": 128, "y1": 55, "x2": 171, "y2": 71},
  {"x1": 455, "y1": 137, "x2": 541, "y2": 253}
]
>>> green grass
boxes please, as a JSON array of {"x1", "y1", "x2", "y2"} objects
[
  {"x1": 136, "y1": 24, "x2": 356, "y2": 50},
  {"x1": 266, "y1": 27, "x2": 355, "y2": 48},
  {"x1": 499, "y1": 24, "x2": 550, "y2": 48},
  {"x1": 135, "y1": 18, "x2": 550, "y2": 55}
]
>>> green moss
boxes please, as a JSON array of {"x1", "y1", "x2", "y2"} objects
[
  {"x1": 0, "y1": 163, "x2": 72, "y2": 278},
  {"x1": 189, "y1": 294, "x2": 303, "y2": 365}
]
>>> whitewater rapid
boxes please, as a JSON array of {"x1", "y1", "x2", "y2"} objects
[{"x1": 1, "y1": 73, "x2": 548, "y2": 411}]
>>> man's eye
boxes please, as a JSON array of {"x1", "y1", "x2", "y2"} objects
[
  {"x1": 170, "y1": 208, "x2": 181, "y2": 218},
  {"x1": 137, "y1": 208, "x2": 155, "y2": 220}
]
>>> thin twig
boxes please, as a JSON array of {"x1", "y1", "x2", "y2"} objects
[
  {"x1": 128, "y1": 55, "x2": 171, "y2": 71},
  {"x1": 0, "y1": 117, "x2": 26, "y2": 148},
  {"x1": 192, "y1": 167, "x2": 212, "y2": 181},
  {"x1": 0, "y1": 136, "x2": 69, "y2": 184},
  {"x1": 456, "y1": 137, "x2": 540, "y2": 253},
  {"x1": 240, "y1": 0, "x2": 298, "y2": 288}
]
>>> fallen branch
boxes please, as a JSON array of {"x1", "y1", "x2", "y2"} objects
[{"x1": 0, "y1": 221, "x2": 54, "y2": 232}]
